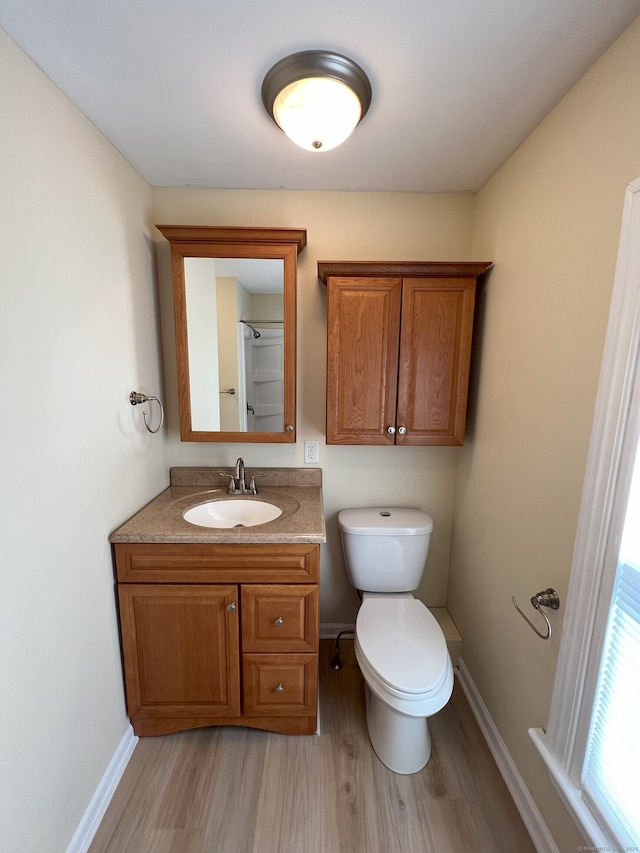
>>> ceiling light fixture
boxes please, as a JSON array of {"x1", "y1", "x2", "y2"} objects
[{"x1": 261, "y1": 50, "x2": 372, "y2": 153}]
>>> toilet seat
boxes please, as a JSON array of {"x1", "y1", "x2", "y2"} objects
[{"x1": 355, "y1": 597, "x2": 453, "y2": 716}]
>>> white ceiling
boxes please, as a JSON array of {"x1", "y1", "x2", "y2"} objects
[
  {"x1": 214, "y1": 258, "x2": 283, "y2": 293},
  {"x1": 2, "y1": 0, "x2": 639, "y2": 192}
]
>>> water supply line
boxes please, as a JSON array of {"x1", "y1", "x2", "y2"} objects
[{"x1": 330, "y1": 630, "x2": 355, "y2": 670}]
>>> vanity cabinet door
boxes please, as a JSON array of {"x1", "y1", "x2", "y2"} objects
[
  {"x1": 241, "y1": 584, "x2": 319, "y2": 653},
  {"x1": 118, "y1": 584, "x2": 241, "y2": 724}
]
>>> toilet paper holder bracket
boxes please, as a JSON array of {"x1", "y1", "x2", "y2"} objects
[{"x1": 512, "y1": 588, "x2": 560, "y2": 640}]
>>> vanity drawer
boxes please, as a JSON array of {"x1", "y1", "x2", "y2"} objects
[
  {"x1": 243, "y1": 654, "x2": 317, "y2": 717},
  {"x1": 241, "y1": 584, "x2": 318, "y2": 653}
]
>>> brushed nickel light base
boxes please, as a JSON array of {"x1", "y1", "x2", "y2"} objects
[{"x1": 261, "y1": 50, "x2": 372, "y2": 151}]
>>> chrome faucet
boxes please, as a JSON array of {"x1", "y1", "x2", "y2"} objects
[
  {"x1": 218, "y1": 458, "x2": 265, "y2": 495},
  {"x1": 234, "y1": 457, "x2": 246, "y2": 492}
]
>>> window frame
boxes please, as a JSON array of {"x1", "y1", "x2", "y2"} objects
[{"x1": 529, "y1": 177, "x2": 640, "y2": 846}]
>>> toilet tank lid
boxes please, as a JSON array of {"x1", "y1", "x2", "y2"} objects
[{"x1": 338, "y1": 507, "x2": 433, "y2": 536}]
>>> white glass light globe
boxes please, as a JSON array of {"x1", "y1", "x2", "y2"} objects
[{"x1": 272, "y1": 76, "x2": 362, "y2": 152}]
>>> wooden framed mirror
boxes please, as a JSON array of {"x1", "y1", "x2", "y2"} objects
[{"x1": 157, "y1": 225, "x2": 306, "y2": 443}]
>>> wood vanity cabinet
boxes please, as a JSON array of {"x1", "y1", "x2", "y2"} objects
[
  {"x1": 318, "y1": 261, "x2": 492, "y2": 446},
  {"x1": 114, "y1": 542, "x2": 319, "y2": 737}
]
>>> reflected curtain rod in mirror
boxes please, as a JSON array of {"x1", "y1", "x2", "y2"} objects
[{"x1": 156, "y1": 225, "x2": 307, "y2": 444}]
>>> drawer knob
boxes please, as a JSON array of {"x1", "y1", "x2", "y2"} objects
[
  {"x1": 274, "y1": 616, "x2": 284, "y2": 626},
  {"x1": 227, "y1": 602, "x2": 237, "y2": 612},
  {"x1": 275, "y1": 683, "x2": 285, "y2": 694}
]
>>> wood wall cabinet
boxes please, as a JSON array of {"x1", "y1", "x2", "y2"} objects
[
  {"x1": 114, "y1": 542, "x2": 319, "y2": 736},
  {"x1": 318, "y1": 261, "x2": 491, "y2": 446}
]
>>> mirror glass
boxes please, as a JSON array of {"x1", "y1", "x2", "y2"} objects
[
  {"x1": 184, "y1": 256, "x2": 284, "y2": 432},
  {"x1": 157, "y1": 226, "x2": 306, "y2": 443}
]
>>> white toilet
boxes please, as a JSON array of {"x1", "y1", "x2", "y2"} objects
[{"x1": 338, "y1": 507, "x2": 454, "y2": 774}]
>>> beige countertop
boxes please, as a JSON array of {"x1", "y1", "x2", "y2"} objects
[{"x1": 110, "y1": 467, "x2": 326, "y2": 545}]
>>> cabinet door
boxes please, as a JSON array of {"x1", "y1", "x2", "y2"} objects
[
  {"x1": 241, "y1": 584, "x2": 318, "y2": 653},
  {"x1": 326, "y1": 277, "x2": 402, "y2": 444},
  {"x1": 118, "y1": 584, "x2": 240, "y2": 718},
  {"x1": 396, "y1": 277, "x2": 476, "y2": 445}
]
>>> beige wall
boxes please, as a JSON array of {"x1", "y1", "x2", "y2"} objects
[
  {"x1": 154, "y1": 188, "x2": 475, "y2": 622},
  {"x1": 448, "y1": 17, "x2": 640, "y2": 851},
  {"x1": 0, "y1": 29, "x2": 168, "y2": 853}
]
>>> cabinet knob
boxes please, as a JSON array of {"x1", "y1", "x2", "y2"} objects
[
  {"x1": 226, "y1": 602, "x2": 237, "y2": 612},
  {"x1": 274, "y1": 616, "x2": 284, "y2": 626},
  {"x1": 387, "y1": 426, "x2": 396, "y2": 434},
  {"x1": 397, "y1": 426, "x2": 407, "y2": 435},
  {"x1": 275, "y1": 683, "x2": 285, "y2": 694},
  {"x1": 286, "y1": 424, "x2": 294, "y2": 432}
]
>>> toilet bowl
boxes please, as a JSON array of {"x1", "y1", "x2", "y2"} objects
[
  {"x1": 338, "y1": 507, "x2": 454, "y2": 774},
  {"x1": 355, "y1": 594, "x2": 453, "y2": 773}
]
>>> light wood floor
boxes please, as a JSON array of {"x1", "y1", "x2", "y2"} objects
[{"x1": 90, "y1": 640, "x2": 535, "y2": 853}]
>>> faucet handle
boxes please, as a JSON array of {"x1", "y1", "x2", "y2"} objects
[
  {"x1": 248, "y1": 473, "x2": 267, "y2": 494},
  {"x1": 217, "y1": 472, "x2": 236, "y2": 493}
]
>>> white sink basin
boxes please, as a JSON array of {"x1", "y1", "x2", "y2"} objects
[{"x1": 183, "y1": 499, "x2": 282, "y2": 529}]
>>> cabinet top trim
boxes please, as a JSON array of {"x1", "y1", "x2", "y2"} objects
[
  {"x1": 157, "y1": 225, "x2": 307, "y2": 253},
  {"x1": 317, "y1": 260, "x2": 492, "y2": 284}
]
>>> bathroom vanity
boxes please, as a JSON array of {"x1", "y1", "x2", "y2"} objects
[{"x1": 110, "y1": 467, "x2": 325, "y2": 737}]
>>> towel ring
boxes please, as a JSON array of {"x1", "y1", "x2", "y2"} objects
[
  {"x1": 129, "y1": 391, "x2": 164, "y2": 434},
  {"x1": 512, "y1": 588, "x2": 560, "y2": 640}
]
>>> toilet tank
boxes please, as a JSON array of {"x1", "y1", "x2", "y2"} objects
[{"x1": 338, "y1": 507, "x2": 433, "y2": 593}]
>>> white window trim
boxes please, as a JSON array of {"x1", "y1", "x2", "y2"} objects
[{"x1": 530, "y1": 177, "x2": 640, "y2": 846}]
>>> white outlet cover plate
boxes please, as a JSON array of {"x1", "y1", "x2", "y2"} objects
[{"x1": 304, "y1": 440, "x2": 319, "y2": 464}]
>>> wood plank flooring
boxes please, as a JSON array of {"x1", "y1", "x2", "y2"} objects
[{"x1": 90, "y1": 641, "x2": 535, "y2": 853}]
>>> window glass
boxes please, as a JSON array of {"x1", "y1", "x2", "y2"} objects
[{"x1": 582, "y1": 440, "x2": 640, "y2": 848}]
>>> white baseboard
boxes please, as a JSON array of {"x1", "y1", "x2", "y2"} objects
[
  {"x1": 456, "y1": 659, "x2": 559, "y2": 853},
  {"x1": 66, "y1": 725, "x2": 138, "y2": 853},
  {"x1": 320, "y1": 621, "x2": 355, "y2": 639}
]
